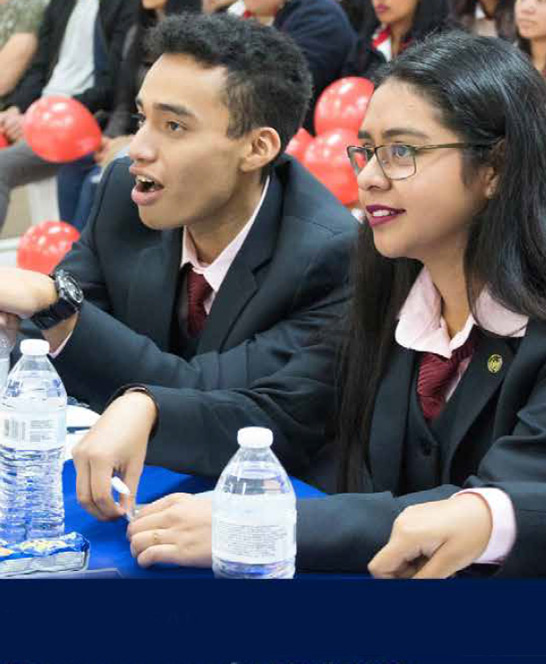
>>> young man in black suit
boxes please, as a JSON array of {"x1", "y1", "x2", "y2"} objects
[
  {"x1": 0, "y1": 14, "x2": 357, "y2": 508},
  {"x1": 0, "y1": 0, "x2": 138, "y2": 229}
]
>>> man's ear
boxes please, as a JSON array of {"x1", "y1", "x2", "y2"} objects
[{"x1": 240, "y1": 127, "x2": 282, "y2": 173}]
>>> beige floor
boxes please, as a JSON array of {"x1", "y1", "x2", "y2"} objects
[{"x1": 0, "y1": 187, "x2": 31, "y2": 240}]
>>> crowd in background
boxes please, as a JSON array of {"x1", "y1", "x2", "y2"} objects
[{"x1": 0, "y1": 0, "x2": 545, "y2": 232}]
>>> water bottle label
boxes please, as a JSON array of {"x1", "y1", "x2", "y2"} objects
[
  {"x1": 213, "y1": 516, "x2": 296, "y2": 565},
  {"x1": 1, "y1": 411, "x2": 66, "y2": 451}
]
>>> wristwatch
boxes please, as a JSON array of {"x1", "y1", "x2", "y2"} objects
[{"x1": 31, "y1": 269, "x2": 84, "y2": 330}]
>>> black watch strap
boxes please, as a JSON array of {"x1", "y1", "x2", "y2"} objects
[{"x1": 31, "y1": 269, "x2": 84, "y2": 331}]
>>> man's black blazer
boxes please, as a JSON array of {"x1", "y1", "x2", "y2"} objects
[
  {"x1": 139, "y1": 319, "x2": 546, "y2": 577},
  {"x1": 6, "y1": 0, "x2": 138, "y2": 113},
  {"x1": 53, "y1": 156, "x2": 358, "y2": 418}
]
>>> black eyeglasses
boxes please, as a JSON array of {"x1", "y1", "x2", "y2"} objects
[{"x1": 346, "y1": 142, "x2": 495, "y2": 181}]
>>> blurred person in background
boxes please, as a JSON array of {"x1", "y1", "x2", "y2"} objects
[
  {"x1": 57, "y1": 0, "x2": 200, "y2": 231},
  {"x1": 204, "y1": 0, "x2": 356, "y2": 134},
  {"x1": 343, "y1": 0, "x2": 453, "y2": 80},
  {"x1": 515, "y1": 0, "x2": 546, "y2": 75},
  {"x1": 451, "y1": 0, "x2": 515, "y2": 38},
  {"x1": 0, "y1": 0, "x2": 49, "y2": 111},
  {"x1": 0, "y1": 0, "x2": 137, "y2": 233}
]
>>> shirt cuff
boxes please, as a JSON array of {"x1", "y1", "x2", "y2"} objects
[
  {"x1": 48, "y1": 331, "x2": 73, "y2": 358},
  {"x1": 455, "y1": 488, "x2": 517, "y2": 565}
]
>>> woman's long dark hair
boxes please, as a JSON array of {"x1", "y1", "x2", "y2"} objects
[
  {"x1": 338, "y1": 31, "x2": 546, "y2": 492},
  {"x1": 358, "y1": 0, "x2": 454, "y2": 44},
  {"x1": 451, "y1": 0, "x2": 515, "y2": 39}
]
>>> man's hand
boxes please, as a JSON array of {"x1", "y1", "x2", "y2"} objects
[
  {"x1": 368, "y1": 494, "x2": 493, "y2": 579},
  {"x1": 127, "y1": 493, "x2": 213, "y2": 568},
  {"x1": 72, "y1": 391, "x2": 158, "y2": 521},
  {"x1": 0, "y1": 267, "x2": 57, "y2": 318}
]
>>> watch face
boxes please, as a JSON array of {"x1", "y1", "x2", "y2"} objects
[
  {"x1": 57, "y1": 271, "x2": 83, "y2": 305},
  {"x1": 65, "y1": 279, "x2": 83, "y2": 304}
]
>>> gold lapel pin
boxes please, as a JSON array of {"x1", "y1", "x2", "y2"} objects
[{"x1": 487, "y1": 354, "x2": 503, "y2": 374}]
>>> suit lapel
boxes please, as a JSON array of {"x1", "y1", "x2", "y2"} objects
[
  {"x1": 369, "y1": 345, "x2": 415, "y2": 492},
  {"x1": 443, "y1": 333, "x2": 516, "y2": 469},
  {"x1": 126, "y1": 228, "x2": 182, "y2": 351},
  {"x1": 198, "y1": 174, "x2": 282, "y2": 353}
]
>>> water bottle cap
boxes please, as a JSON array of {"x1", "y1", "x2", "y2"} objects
[
  {"x1": 237, "y1": 427, "x2": 273, "y2": 448},
  {"x1": 20, "y1": 339, "x2": 50, "y2": 356}
]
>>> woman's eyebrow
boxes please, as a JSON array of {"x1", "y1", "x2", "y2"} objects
[
  {"x1": 382, "y1": 127, "x2": 430, "y2": 140},
  {"x1": 357, "y1": 128, "x2": 430, "y2": 141}
]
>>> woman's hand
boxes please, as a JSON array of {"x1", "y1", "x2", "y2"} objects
[
  {"x1": 368, "y1": 494, "x2": 493, "y2": 579},
  {"x1": 127, "y1": 493, "x2": 213, "y2": 569}
]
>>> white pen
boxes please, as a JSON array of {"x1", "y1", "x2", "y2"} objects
[
  {"x1": 110, "y1": 476, "x2": 136, "y2": 521},
  {"x1": 110, "y1": 476, "x2": 131, "y2": 496}
]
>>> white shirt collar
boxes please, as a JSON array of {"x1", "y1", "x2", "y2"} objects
[
  {"x1": 395, "y1": 267, "x2": 528, "y2": 358},
  {"x1": 181, "y1": 177, "x2": 270, "y2": 295}
]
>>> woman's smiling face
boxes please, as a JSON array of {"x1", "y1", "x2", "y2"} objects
[{"x1": 356, "y1": 79, "x2": 492, "y2": 267}]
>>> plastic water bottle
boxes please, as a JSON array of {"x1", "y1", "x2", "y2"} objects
[
  {"x1": 0, "y1": 339, "x2": 67, "y2": 543},
  {"x1": 212, "y1": 427, "x2": 296, "y2": 579},
  {"x1": 0, "y1": 328, "x2": 15, "y2": 392}
]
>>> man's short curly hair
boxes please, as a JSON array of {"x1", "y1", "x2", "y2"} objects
[{"x1": 145, "y1": 13, "x2": 313, "y2": 153}]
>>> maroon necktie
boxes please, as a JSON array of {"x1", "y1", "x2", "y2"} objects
[
  {"x1": 186, "y1": 269, "x2": 212, "y2": 337},
  {"x1": 417, "y1": 331, "x2": 477, "y2": 421}
]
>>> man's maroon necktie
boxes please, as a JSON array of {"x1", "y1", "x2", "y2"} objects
[
  {"x1": 186, "y1": 269, "x2": 212, "y2": 337},
  {"x1": 417, "y1": 331, "x2": 477, "y2": 421}
]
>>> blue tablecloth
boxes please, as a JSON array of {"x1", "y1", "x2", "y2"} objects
[{"x1": 62, "y1": 461, "x2": 325, "y2": 578}]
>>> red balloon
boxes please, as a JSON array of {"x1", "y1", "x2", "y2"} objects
[
  {"x1": 314, "y1": 77, "x2": 374, "y2": 135},
  {"x1": 0, "y1": 132, "x2": 8, "y2": 149},
  {"x1": 303, "y1": 128, "x2": 359, "y2": 205},
  {"x1": 23, "y1": 96, "x2": 102, "y2": 163},
  {"x1": 17, "y1": 220, "x2": 80, "y2": 274},
  {"x1": 286, "y1": 128, "x2": 313, "y2": 162}
]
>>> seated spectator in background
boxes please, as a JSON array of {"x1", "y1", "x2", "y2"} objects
[
  {"x1": 0, "y1": 0, "x2": 48, "y2": 110},
  {"x1": 238, "y1": 0, "x2": 356, "y2": 133},
  {"x1": 451, "y1": 0, "x2": 515, "y2": 38},
  {"x1": 57, "y1": 0, "x2": 200, "y2": 231},
  {"x1": 0, "y1": 0, "x2": 137, "y2": 233},
  {"x1": 343, "y1": 0, "x2": 453, "y2": 80},
  {"x1": 516, "y1": 0, "x2": 546, "y2": 75},
  {"x1": 75, "y1": 32, "x2": 546, "y2": 578},
  {"x1": 0, "y1": 10, "x2": 356, "y2": 487},
  {"x1": 338, "y1": 0, "x2": 367, "y2": 31},
  {"x1": 369, "y1": 482, "x2": 546, "y2": 578}
]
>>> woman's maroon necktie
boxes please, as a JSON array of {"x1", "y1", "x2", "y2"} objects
[{"x1": 417, "y1": 331, "x2": 477, "y2": 421}]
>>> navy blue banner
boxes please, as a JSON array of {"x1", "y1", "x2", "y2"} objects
[{"x1": 0, "y1": 578, "x2": 545, "y2": 663}]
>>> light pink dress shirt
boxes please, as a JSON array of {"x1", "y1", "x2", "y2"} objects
[
  {"x1": 180, "y1": 177, "x2": 270, "y2": 312},
  {"x1": 52, "y1": 178, "x2": 270, "y2": 357},
  {"x1": 395, "y1": 268, "x2": 527, "y2": 565}
]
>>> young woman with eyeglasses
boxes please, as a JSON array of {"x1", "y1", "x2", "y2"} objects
[
  {"x1": 516, "y1": 0, "x2": 546, "y2": 74},
  {"x1": 78, "y1": 31, "x2": 546, "y2": 578},
  {"x1": 343, "y1": 0, "x2": 454, "y2": 79},
  {"x1": 451, "y1": 0, "x2": 515, "y2": 38}
]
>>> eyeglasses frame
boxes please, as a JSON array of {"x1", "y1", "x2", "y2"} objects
[{"x1": 346, "y1": 142, "x2": 496, "y2": 181}]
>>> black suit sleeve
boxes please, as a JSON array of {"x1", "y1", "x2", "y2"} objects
[
  {"x1": 133, "y1": 343, "x2": 546, "y2": 576},
  {"x1": 296, "y1": 365, "x2": 546, "y2": 574}
]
